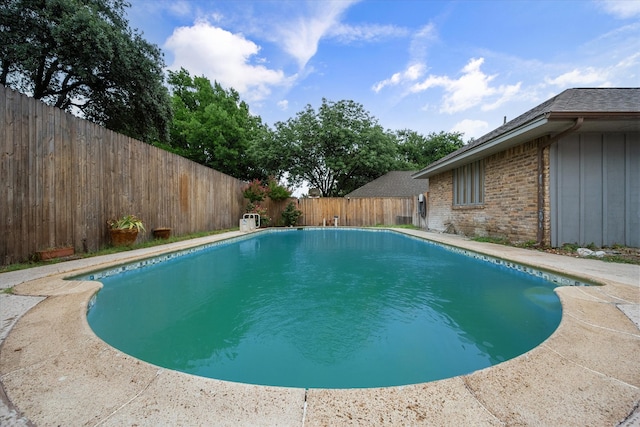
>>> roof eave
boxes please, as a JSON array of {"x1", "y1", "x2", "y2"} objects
[{"x1": 413, "y1": 116, "x2": 551, "y2": 179}]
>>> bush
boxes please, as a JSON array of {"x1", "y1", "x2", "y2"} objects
[
  {"x1": 268, "y1": 179, "x2": 292, "y2": 201},
  {"x1": 242, "y1": 179, "x2": 268, "y2": 202},
  {"x1": 245, "y1": 202, "x2": 271, "y2": 227},
  {"x1": 282, "y1": 201, "x2": 303, "y2": 226}
]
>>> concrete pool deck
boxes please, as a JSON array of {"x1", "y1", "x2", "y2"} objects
[{"x1": 0, "y1": 228, "x2": 638, "y2": 426}]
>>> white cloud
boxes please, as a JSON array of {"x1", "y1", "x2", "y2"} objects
[
  {"x1": 371, "y1": 24, "x2": 435, "y2": 93},
  {"x1": 545, "y1": 67, "x2": 609, "y2": 87},
  {"x1": 451, "y1": 119, "x2": 490, "y2": 141},
  {"x1": 615, "y1": 51, "x2": 640, "y2": 72},
  {"x1": 164, "y1": 21, "x2": 289, "y2": 102},
  {"x1": 372, "y1": 63, "x2": 426, "y2": 92},
  {"x1": 275, "y1": 1, "x2": 357, "y2": 69},
  {"x1": 409, "y1": 23, "x2": 437, "y2": 62},
  {"x1": 329, "y1": 23, "x2": 408, "y2": 43},
  {"x1": 168, "y1": 1, "x2": 192, "y2": 17},
  {"x1": 543, "y1": 51, "x2": 640, "y2": 89},
  {"x1": 410, "y1": 58, "x2": 521, "y2": 114},
  {"x1": 277, "y1": 100, "x2": 289, "y2": 111},
  {"x1": 482, "y1": 82, "x2": 522, "y2": 111},
  {"x1": 595, "y1": 0, "x2": 640, "y2": 18}
]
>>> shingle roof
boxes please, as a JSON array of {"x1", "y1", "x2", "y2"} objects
[
  {"x1": 345, "y1": 171, "x2": 427, "y2": 198},
  {"x1": 414, "y1": 88, "x2": 640, "y2": 177}
]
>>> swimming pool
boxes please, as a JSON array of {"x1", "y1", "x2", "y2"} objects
[{"x1": 86, "y1": 228, "x2": 562, "y2": 388}]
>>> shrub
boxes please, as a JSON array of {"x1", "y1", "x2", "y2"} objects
[
  {"x1": 282, "y1": 201, "x2": 303, "y2": 226},
  {"x1": 267, "y1": 178, "x2": 292, "y2": 201},
  {"x1": 242, "y1": 179, "x2": 268, "y2": 202},
  {"x1": 245, "y1": 202, "x2": 271, "y2": 227}
]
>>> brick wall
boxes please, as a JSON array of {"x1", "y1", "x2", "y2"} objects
[
  {"x1": 426, "y1": 171, "x2": 453, "y2": 232},
  {"x1": 427, "y1": 139, "x2": 548, "y2": 244}
]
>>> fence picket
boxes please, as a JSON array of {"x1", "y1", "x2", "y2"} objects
[{"x1": 1, "y1": 85, "x2": 423, "y2": 266}]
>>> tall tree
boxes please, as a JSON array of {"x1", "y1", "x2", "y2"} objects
[
  {"x1": 268, "y1": 99, "x2": 399, "y2": 197},
  {"x1": 395, "y1": 130, "x2": 465, "y2": 169},
  {"x1": 0, "y1": 0, "x2": 172, "y2": 143},
  {"x1": 166, "y1": 68, "x2": 269, "y2": 180}
]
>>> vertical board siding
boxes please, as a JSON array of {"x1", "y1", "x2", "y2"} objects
[
  {"x1": 626, "y1": 140, "x2": 640, "y2": 246},
  {"x1": 550, "y1": 132, "x2": 640, "y2": 247},
  {"x1": 285, "y1": 197, "x2": 417, "y2": 227},
  {"x1": 0, "y1": 85, "x2": 246, "y2": 265}
]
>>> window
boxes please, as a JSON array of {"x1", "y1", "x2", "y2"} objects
[{"x1": 453, "y1": 160, "x2": 484, "y2": 206}]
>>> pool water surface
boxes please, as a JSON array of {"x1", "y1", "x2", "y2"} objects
[{"x1": 87, "y1": 229, "x2": 561, "y2": 388}]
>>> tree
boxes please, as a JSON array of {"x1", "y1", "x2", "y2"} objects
[
  {"x1": 265, "y1": 99, "x2": 399, "y2": 197},
  {"x1": 395, "y1": 130, "x2": 465, "y2": 169},
  {"x1": 166, "y1": 68, "x2": 269, "y2": 180},
  {"x1": 0, "y1": 0, "x2": 172, "y2": 143}
]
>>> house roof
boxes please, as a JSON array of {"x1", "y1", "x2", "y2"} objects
[
  {"x1": 413, "y1": 88, "x2": 640, "y2": 179},
  {"x1": 345, "y1": 171, "x2": 427, "y2": 198}
]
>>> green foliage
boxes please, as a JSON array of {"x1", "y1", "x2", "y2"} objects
[
  {"x1": 267, "y1": 178, "x2": 292, "y2": 201},
  {"x1": 242, "y1": 179, "x2": 268, "y2": 203},
  {"x1": 516, "y1": 240, "x2": 539, "y2": 249},
  {"x1": 561, "y1": 242, "x2": 580, "y2": 252},
  {"x1": 282, "y1": 201, "x2": 303, "y2": 226},
  {"x1": 395, "y1": 130, "x2": 465, "y2": 169},
  {"x1": 242, "y1": 177, "x2": 291, "y2": 203},
  {"x1": 601, "y1": 255, "x2": 638, "y2": 264},
  {"x1": 261, "y1": 99, "x2": 400, "y2": 196},
  {"x1": 472, "y1": 236, "x2": 511, "y2": 245},
  {"x1": 249, "y1": 99, "x2": 467, "y2": 196},
  {"x1": 245, "y1": 202, "x2": 270, "y2": 227},
  {"x1": 0, "y1": 0, "x2": 172, "y2": 143},
  {"x1": 107, "y1": 215, "x2": 146, "y2": 233},
  {"x1": 166, "y1": 68, "x2": 269, "y2": 180}
]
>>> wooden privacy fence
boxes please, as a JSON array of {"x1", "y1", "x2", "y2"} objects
[
  {"x1": 0, "y1": 85, "x2": 246, "y2": 265},
  {"x1": 264, "y1": 197, "x2": 422, "y2": 227}
]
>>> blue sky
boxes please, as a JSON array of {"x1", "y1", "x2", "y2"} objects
[{"x1": 127, "y1": 0, "x2": 640, "y2": 141}]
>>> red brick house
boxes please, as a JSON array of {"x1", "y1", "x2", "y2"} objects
[{"x1": 413, "y1": 88, "x2": 640, "y2": 248}]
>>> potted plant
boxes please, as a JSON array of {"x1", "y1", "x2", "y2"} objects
[
  {"x1": 107, "y1": 215, "x2": 145, "y2": 246},
  {"x1": 152, "y1": 227, "x2": 172, "y2": 239}
]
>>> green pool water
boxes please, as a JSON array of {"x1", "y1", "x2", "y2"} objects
[{"x1": 87, "y1": 229, "x2": 561, "y2": 388}]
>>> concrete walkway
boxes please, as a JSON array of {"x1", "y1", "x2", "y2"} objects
[{"x1": 0, "y1": 229, "x2": 638, "y2": 426}]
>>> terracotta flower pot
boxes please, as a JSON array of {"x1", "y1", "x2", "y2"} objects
[
  {"x1": 152, "y1": 227, "x2": 171, "y2": 239},
  {"x1": 109, "y1": 229, "x2": 139, "y2": 246},
  {"x1": 36, "y1": 246, "x2": 74, "y2": 261}
]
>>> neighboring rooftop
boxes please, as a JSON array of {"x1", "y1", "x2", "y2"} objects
[{"x1": 345, "y1": 171, "x2": 427, "y2": 198}]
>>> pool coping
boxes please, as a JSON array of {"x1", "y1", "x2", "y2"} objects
[{"x1": 1, "y1": 228, "x2": 639, "y2": 426}]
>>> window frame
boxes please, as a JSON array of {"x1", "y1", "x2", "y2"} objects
[{"x1": 452, "y1": 159, "x2": 485, "y2": 206}]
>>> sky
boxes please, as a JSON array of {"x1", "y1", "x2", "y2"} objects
[{"x1": 127, "y1": 0, "x2": 640, "y2": 142}]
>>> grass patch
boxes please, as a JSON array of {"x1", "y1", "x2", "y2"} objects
[
  {"x1": 0, "y1": 228, "x2": 238, "y2": 274},
  {"x1": 471, "y1": 236, "x2": 511, "y2": 245},
  {"x1": 601, "y1": 255, "x2": 639, "y2": 264},
  {"x1": 1, "y1": 287, "x2": 14, "y2": 294},
  {"x1": 560, "y1": 242, "x2": 580, "y2": 252}
]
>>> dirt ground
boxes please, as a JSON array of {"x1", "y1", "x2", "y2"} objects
[{"x1": 541, "y1": 245, "x2": 640, "y2": 265}]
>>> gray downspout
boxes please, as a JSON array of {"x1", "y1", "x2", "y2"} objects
[{"x1": 536, "y1": 117, "x2": 584, "y2": 245}]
